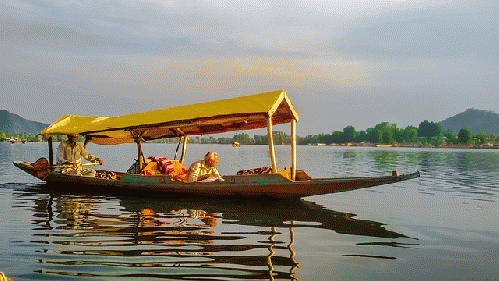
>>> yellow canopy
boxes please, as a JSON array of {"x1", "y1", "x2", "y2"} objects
[{"x1": 41, "y1": 90, "x2": 299, "y2": 145}]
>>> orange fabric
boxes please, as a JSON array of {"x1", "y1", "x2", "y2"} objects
[
  {"x1": 170, "y1": 160, "x2": 187, "y2": 181},
  {"x1": 142, "y1": 162, "x2": 160, "y2": 176},
  {"x1": 144, "y1": 157, "x2": 186, "y2": 180}
]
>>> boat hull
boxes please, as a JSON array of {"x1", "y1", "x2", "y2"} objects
[{"x1": 14, "y1": 162, "x2": 420, "y2": 199}]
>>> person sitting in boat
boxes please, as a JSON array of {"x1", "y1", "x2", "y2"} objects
[
  {"x1": 56, "y1": 134, "x2": 103, "y2": 177},
  {"x1": 185, "y1": 151, "x2": 224, "y2": 183}
]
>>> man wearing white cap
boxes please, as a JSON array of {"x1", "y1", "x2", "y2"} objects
[{"x1": 186, "y1": 151, "x2": 224, "y2": 183}]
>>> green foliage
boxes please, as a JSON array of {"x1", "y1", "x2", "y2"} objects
[
  {"x1": 374, "y1": 129, "x2": 384, "y2": 143},
  {"x1": 272, "y1": 131, "x2": 291, "y2": 145},
  {"x1": 233, "y1": 133, "x2": 255, "y2": 145},
  {"x1": 330, "y1": 131, "x2": 342, "y2": 144},
  {"x1": 474, "y1": 133, "x2": 495, "y2": 145},
  {"x1": 0, "y1": 131, "x2": 42, "y2": 142},
  {"x1": 342, "y1": 126, "x2": 358, "y2": 143},
  {"x1": 216, "y1": 137, "x2": 234, "y2": 144},
  {"x1": 458, "y1": 128, "x2": 472, "y2": 144},
  {"x1": 418, "y1": 120, "x2": 443, "y2": 138},
  {"x1": 297, "y1": 134, "x2": 319, "y2": 145},
  {"x1": 403, "y1": 126, "x2": 419, "y2": 143},
  {"x1": 377, "y1": 123, "x2": 396, "y2": 144},
  {"x1": 444, "y1": 130, "x2": 458, "y2": 144},
  {"x1": 357, "y1": 131, "x2": 368, "y2": 142},
  {"x1": 253, "y1": 135, "x2": 268, "y2": 145}
]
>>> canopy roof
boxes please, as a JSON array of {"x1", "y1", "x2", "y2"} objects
[{"x1": 41, "y1": 90, "x2": 299, "y2": 145}]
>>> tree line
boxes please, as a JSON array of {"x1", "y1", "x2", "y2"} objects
[
  {"x1": 296, "y1": 121, "x2": 497, "y2": 146},
  {"x1": 0, "y1": 131, "x2": 42, "y2": 142},
  {"x1": 157, "y1": 120, "x2": 497, "y2": 146},
  {"x1": 0, "y1": 132, "x2": 82, "y2": 142},
  {"x1": 185, "y1": 120, "x2": 497, "y2": 146},
  {"x1": 2, "y1": 120, "x2": 497, "y2": 146}
]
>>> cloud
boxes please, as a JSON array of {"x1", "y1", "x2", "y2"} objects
[
  {"x1": 2, "y1": 0, "x2": 498, "y2": 134},
  {"x1": 333, "y1": 1, "x2": 499, "y2": 60},
  {"x1": 3, "y1": 0, "x2": 460, "y2": 58},
  {"x1": 10, "y1": 52, "x2": 376, "y2": 95},
  {"x1": 2, "y1": 0, "x2": 235, "y2": 56}
]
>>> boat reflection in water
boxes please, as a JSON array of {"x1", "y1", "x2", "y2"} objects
[{"x1": 23, "y1": 183, "x2": 409, "y2": 280}]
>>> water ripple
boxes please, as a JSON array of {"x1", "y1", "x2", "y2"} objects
[{"x1": 3, "y1": 144, "x2": 499, "y2": 280}]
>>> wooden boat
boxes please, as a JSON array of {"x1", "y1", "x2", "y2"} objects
[{"x1": 14, "y1": 90, "x2": 420, "y2": 199}]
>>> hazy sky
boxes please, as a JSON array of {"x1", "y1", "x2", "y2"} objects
[{"x1": 2, "y1": 0, "x2": 498, "y2": 135}]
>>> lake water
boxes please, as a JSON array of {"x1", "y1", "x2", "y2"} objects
[{"x1": 1, "y1": 142, "x2": 498, "y2": 280}]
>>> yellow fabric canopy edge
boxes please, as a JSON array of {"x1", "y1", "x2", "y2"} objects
[{"x1": 40, "y1": 90, "x2": 299, "y2": 144}]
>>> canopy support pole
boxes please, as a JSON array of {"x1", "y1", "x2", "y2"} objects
[
  {"x1": 48, "y1": 136, "x2": 54, "y2": 167},
  {"x1": 174, "y1": 137, "x2": 182, "y2": 160},
  {"x1": 131, "y1": 131, "x2": 146, "y2": 171},
  {"x1": 180, "y1": 136, "x2": 188, "y2": 165},
  {"x1": 267, "y1": 116, "x2": 277, "y2": 173},
  {"x1": 137, "y1": 140, "x2": 143, "y2": 171},
  {"x1": 290, "y1": 119, "x2": 297, "y2": 180}
]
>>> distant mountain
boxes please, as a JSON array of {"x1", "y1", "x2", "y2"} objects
[
  {"x1": 0, "y1": 110, "x2": 50, "y2": 135},
  {"x1": 440, "y1": 109, "x2": 499, "y2": 135}
]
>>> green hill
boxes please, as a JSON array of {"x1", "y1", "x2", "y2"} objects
[
  {"x1": 0, "y1": 110, "x2": 49, "y2": 135},
  {"x1": 440, "y1": 109, "x2": 499, "y2": 135}
]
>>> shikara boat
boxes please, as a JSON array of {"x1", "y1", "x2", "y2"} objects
[{"x1": 14, "y1": 90, "x2": 420, "y2": 199}]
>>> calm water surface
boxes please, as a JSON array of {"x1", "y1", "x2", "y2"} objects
[{"x1": 1, "y1": 142, "x2": 498, "y2": 280}]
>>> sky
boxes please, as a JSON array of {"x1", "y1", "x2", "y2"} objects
[{"x1": 1, "y1": 0, "x2": 498, "y2": 136}]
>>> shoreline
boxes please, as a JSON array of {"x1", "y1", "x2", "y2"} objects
[{"x1": 4, "y1": 141, "x2": 497, "y2": 149}]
